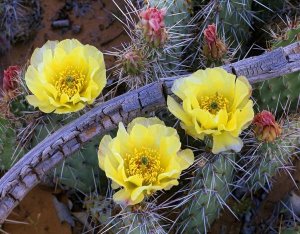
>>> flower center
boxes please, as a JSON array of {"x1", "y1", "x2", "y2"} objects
[
  {"x1": 126, "y1": 147, "x2": 163, "y2": 184},
  {"x1": 199, "y1": 93, "x2": 228, "y2": 114},
  {"x1": 55, "y1": 66, "x2": 86, "y2": 97}
]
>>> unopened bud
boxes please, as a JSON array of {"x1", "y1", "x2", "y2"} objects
[
  {"x1": 203, "y1": 24, "x2": 227, "y2": 61},
  {"x1": 253, "y1": 111, "x2": 282, "y2": 142},
  {"x1": 140, "y1": 7, "x2": 168, "y2": 48},
  {"x1": 3, "y1": 65, "x2": 20, "y2": 93},
  {"x1": 122, "y1": 50, "x2": 144, "y2": 76}
]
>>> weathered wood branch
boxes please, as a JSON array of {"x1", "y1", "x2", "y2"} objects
[{"x1": 0, "y1": 41, "x2": 300, "y2": 223}]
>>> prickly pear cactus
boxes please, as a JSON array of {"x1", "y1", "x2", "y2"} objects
[
  {"x1": 145, "y1": 0, "x2": 192, "y2": 72},
  {"x1": 115, "y1": 205, "x2": 166, "y2": 234},
  {"x1": 84, "y1": 195, "x2": 115, "y2": 225},
  {"x1": 0, "y1": 117, "x2": 23, "y2": 170},
  {"x1": 54, "y1": 136, "x2": 107, "y2": 194},
  {"x1": 245, "y1": 114, "x2": 300, "y2": 191},
  {"x1": 9, "y1": 95, "x2": 32, "y2": 117},
  {"x1": 253, "y1": 25, "x2": 300, "y2": 114},
  {"x1": 32, "y1": 115, "x2": 107, "y2": 193},
  {"x1": 193, "y1": 0, "x2": 253, "y2": 50},
  {"x1": 148, "y1": 0, "x2": 192, "y2": 32},
  {"x1": 178, "y1": 152, "x2": 235, "y2": 233},
  {"x1": 86, "y1": 197, "x2": 166, "y2": 234}
]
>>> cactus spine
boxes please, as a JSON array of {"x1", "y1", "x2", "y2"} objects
[
  {"x1": 178, "y1": 152, "x2": 235, "y2": 233},
  {"x1": 253, "y1": 23, "x2": 300, "y2": 114},
  {"x1": 0, "y1": 117, "x2": 24, "y2": 170},
  {"x1": 147, "y1": 0, "x2": 192, "y2": 72},
  {"x1": 54, "y1": 135, "x2": 107, "y2": 194},
  {"x1": 192, "y1": 0, "x2": 255, "y2": 58},
  {"x1": 85, "y1": 196, "x2": 166, "y2": 234},
  {"x1": 32, "y1": 115, "x2": 107, "y2": 193},
  {"x1": 243, "y1": 114, "x2": 300, "y2": 192}
]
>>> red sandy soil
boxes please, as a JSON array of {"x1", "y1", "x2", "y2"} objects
[
  {"x1": 0, "y1": 0, "x2": 129, "y2": 86},
  {"x1": 3, "y1": 186, "x2": 72, "y2": 234}
]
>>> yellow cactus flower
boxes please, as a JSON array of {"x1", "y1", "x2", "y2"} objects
[
  {"x1": 98, "y1": 117, "x2": 194, "y2": 205},
  {"x1": 25, "y1": 39, "x2": 106, "y2": 114},
  {"x1": 167, "y1": 68, "x2": 254, "y2": 154}
]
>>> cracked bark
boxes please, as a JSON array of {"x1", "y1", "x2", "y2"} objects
[{"x1": 0, "y1": 42, "x2": 300, "y2": 223}]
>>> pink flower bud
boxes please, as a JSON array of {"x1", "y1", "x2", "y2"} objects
[
  {"x1": 204, "y1": 24, "x2": 217, "y2": 48},
  {"x1": 140, "y1": 7, "x2": 168, "y2": 47}
]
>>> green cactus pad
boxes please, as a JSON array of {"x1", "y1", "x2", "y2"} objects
[
  {"x1": 32, "y1": 114, "x2": 107, "y2": 194},
  {"x1": 85, "y1": 196, "x2": 165, "y2": 234},
  {"x1": 193, "y1": 0, "x2": 253, "y2": 50},
  {"x1": 84, "y1": 195, "x2": 114, "y2": 225},
  {"x1": 281, "y1": 224, "x2": 300, "y2": 234},
  {"x1": 178, "y1": 152, "x2": 235, "y2": 233},
  {"x1": 0, "y1": 117, "x2": 23, "y2": 170},
  {"x1": 54, "y1": 135, "x2": 107, "y2": 194},
  {"x1": 253, "y1": 26, "x2": 300, "y2": 114},
  {"x1": 149, "y1": 0, "x2": 192, "y2": 30},
  {"x1": 246, "y1": 114, "x2": 300, "y2": 191},
  {"x1": 146, "y1": 0, "x2": 192, "y2": 72}
]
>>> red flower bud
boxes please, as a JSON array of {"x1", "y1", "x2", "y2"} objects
[
  {"x1": 3, "y1": 65, "x2": 20, "y2": 92},
  {"x1": 203, "y1": 24, "x2": 227, "y2": 61},
  {"x1": 253, "y1": 111, "x2": 282, "y2": 142}
]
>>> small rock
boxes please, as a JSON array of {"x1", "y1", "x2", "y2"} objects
[
  {"x1": 52, "y1": 196, "x2": 75, "y2": 227},
  {"x1": 72, "y1": 24, "x2": 81, "y2": 34},
  {"x1": 51, "y1": 19, "x2": 70, "y2": 29}
]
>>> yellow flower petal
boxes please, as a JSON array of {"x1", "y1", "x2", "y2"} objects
[
  {"x1": 57, "y1": 39, "x2": 82, "y2": 53},
  {"x1": 159, "y1": 136, "x2": 181, "y2": 164},
  {"x1": 127, "y1": 117, "x2": 164, "y2": 132},
  {"x1": 167, "y1": 68, "x2": 254, "y2": 154},
  {"x1": 111, "y1": 181, "x2": 120, "y2": 189},
  {"x1": 129, "y1": 124, "x2": 153, "y2": 148},
  {"x1": 104, "y1": 155, "x2": 126, "y2": 188},
  {"x1": 25, "y1": 66, "x2": 48, "y2": 100},
  {"x1": 113, "y1": 189, "x2": 132, "y2": 205},
  {"x1": 25, "y1": 39, "x2": 106, "y2": 114},
  {"x1": 54, "y1": 102, "x2": 85, "y2": 114},
  {"x1": 167, "y1": 96, "x2": 191, "y2": 124},
  {"x1": 125, "y1": 175, "x2": 143, "y2": 187},
  {"x1": 232, "y1": 76, "x2": 252, "y2": 109},
  {"x1": 60, "y1": 93, "x2": 69, "y2": 104},
  {"x1": 212, "y1": 132, "x2": 243, "y2": 154},
  {"x1": 98, "y1": 117, "x2": 194, "y2": 205},
  {"x1": 70, "y1": 93, "x2": 81, "y2": 104},
  {"x1": 30, "y1": 40, "x2": 58, "y2": 68},
  {"x1": 38, "y1": 105, "x2": 56, "y2": 113},
  {"x1": 131, "y1": 186, "x2": 148, "y2": 203},
  {"x1": 91, "y1": 68, "x2": 106, "y2": 95},
  {"x1": 177, "y1": 149, "x2": 194, "y2": 170},
  {"x1": 26, "y1": 95, "x2": 44, "y2": 108},
  {"x1": 98, "y1": 135, "x2": 112, "y2": 170}
]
